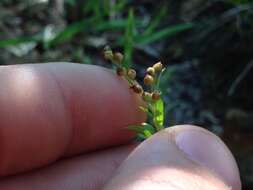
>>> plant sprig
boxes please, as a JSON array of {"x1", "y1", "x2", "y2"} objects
[{"x1": 104, "y1": 46, "x2": 166, "y2": 140}]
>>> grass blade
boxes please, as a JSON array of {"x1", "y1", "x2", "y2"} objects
[
  {"x1": 48, "y1": 19, "x2": 94, "y2": 47},
  {"x1": 0, "y1": 36, "x2": 39, "y2": 48},
  {"x1": 123, "y1": 8, "x2": 135, "y2": 68},
  {"x1": 143, "y1": 6, "x2": 167, "y2": 36},
  {"x1": 137, "y1": 23, "x2": 194, "y2": 45},
  {"x1": 127, "y1": 125, "x2": 145, "y2": 133}
]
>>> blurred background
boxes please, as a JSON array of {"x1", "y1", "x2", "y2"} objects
[{"x1": 0, "y1": 0, "x2": 252, "y2": 188}]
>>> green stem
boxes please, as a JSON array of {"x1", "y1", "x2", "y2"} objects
[{"x1": 124, "y1": 75, "x2": 135, "y2": 86}]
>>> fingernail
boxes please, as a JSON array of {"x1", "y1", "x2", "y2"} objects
[{"x1": 175, "y1": 129, "x2": 241, "y2": 189}]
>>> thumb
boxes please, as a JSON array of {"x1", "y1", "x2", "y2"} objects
[{"x1": 103, "y1": 125, "x2": 241, "y2": 190}]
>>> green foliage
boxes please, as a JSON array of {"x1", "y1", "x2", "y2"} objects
[
  {"x1": 104, "y1": 47, "x2": 167, "y2": 140},
  {"x1": 123, "y1": 9, "x2": 135, "y2": 68},
  {"x1": 47, "y1": 19, "x2": 93, "y2": 47},
  {"x1": 0, "y1": 1, "x2": 193, "y2": 67},
  {"x1": 136, "y1": 23, "x2": 194, "y2": 45},
  {"x1": 156, "y1": 68, "x2": 166, "y2": 91},
  {"x1": 143, "y1": 7, "x2": 168, "y2": 36},
  {"x1": 0, "y1": 36, "x2": 39, "y2": 48},
  {"x1": 128, "y1": 123, "x2": 156, "y2": 135},
  {"x1": 153, "y1": 99, "x2": 164, "y2": 130}
]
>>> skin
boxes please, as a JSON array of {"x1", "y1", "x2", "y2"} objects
[{"x1": 0, "y1": 63, "x2": 241, "y2": 190}]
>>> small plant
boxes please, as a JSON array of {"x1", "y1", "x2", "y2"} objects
[{"x1": 104, "y1": 46, "x2": 166, "y2": 140}]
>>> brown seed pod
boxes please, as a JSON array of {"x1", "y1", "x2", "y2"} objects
[
  {"x1": 153, "y1": 61, "x2": 163, "y2": 72},
  {"x1": 132, "y1": 84, "x2": 143, "y2": 94},
  {"x1": 127, "y1": 69, "x2": 136, "y2": 80},
  {"x1": 147, "y1": 67, "x2": 155, "y2": 76},
  {"x1": 104, "y1": 50, "x2": 113, "y2": 60},
  {"x1": 152, "y1": 91, "x2": 161, "y2": 101},
  {"x1": 144, "y1": 74, "x2": 154, "y2": 85},
  {"x1": 113, "y1": 52, "x2": 124, "y2": 64},
  {"x1": 116, "y1": 67, "x2": 126, "y2": 76}
]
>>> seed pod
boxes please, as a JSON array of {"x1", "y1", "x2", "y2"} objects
[
  {"x1": 152, "y1": 91, "x2": 161, "y2": 101},
  {"x1": 132, "y1": 84, "x2": 143, "y2": 94},
  {"x1": 127, "y1": 69, "x2": 136, "y2": 80},
  {"x1": 153, "y1": 61, "x2": 163, "y2": 72},
  {"x1": 113, "y1": 52, "x2": 124, "y2": 64},
  {"x1": 147, "y1": 67, "x2": 155, "y2": 76},
  {"x1": 116, "y1": 67, "x2": 126, "y2": 76},
  {"x1": 142, "y1": 92, "x2": 152, "y2": 101},
  {"x1": 104, "y1": 50, "x2": 113, "y2": 60},
  {"x1": 103, "y1": 46, "x2": 113, "y2": 60},
  {"x1": 144, "y1": 74, "x2": 154, "y2": 85}
]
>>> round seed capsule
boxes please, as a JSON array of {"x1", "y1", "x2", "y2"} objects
[
  {"x1": 132, "y1": 84, "x2": 143, "y2": 94},
  {"x1": 127, "y1": 69, "x2": 136, "y2": 80},
  {"x1": 153, "y1": 62, "x2": 163, "y2": 72},
  {"x1": 147, "y1": 67, "x2": 155, "y2": 76},
  {"x1": 104, "y1": 50, "x2": 113, "y2": 60},
  {"x1": 116, "y1": 67, "x2": 126, "y2": 76},
  {"x1": 113, "y1": 52, "x2": 124, "y2": 64},
  {"x1": 152, "y1": 91, "x2": 161, "y2": 101},
  {"x1": 144, "y1": 74, "x2": 154, "y2": 85}
]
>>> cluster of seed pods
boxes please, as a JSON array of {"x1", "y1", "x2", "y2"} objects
[{"x1": 103, "y1": 46, "x2": 164, "y2": 103}]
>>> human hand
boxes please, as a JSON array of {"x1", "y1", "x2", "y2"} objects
[{"x1": 0, "y1": 63, "x2": 241, "y2": 190}]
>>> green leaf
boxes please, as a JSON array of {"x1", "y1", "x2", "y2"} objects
[
  {"x1": 48, "y1": 18, "x2": 95, "y2": 47},
  {"x1": 156, "y1": 68, "x2": 166, "y2": 91},
  {"x1": 112, "y1": 0, "x2": 128, "y2": 13},
  {"x1": 0, "y1": 36, "x2": 39, "y2": 48},
  {"x1": 136, "y1": 23, "x2": 194, "y2": 45},
  {"x1": 137, "y1": 133, "x2": 146, "y2": 141},
  {"x1": 128, "y1": 123, "x2": 156, "y2": 135},
  {"x1": 142, "y1": 123, "x2": 156, "y2": 134},
  {"x1": 153, "y1": 99, "x2": 164, "y2": 130},
  {"x1": 143, "y1": 6, "x2": 167, "y2": 36},
  {"x1": 94, "y1": 20, "x2": 128, "y2": 31},
  {"x1": 143, "y1": 130, "x2": 152, "y2": 138},
  {"x1": 127, "y1": 125, "x2": 144, "y2": 133},
  {"x1": 123, "y1": 8, "x2": 135, "y2": 68},
  {"x1": 139, "y1": 106, "x2": 153, "y2": 117}
]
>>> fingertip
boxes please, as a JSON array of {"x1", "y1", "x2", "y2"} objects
[
  {"x1": 104, "y1": 125, "x2": 241, "y2": 190},
  {"x1": 0, "y1": 63, "x2": 146, "y2": 176},
  {"x1": 174, "y1": 125, "x2": 241, "y2": 190}
]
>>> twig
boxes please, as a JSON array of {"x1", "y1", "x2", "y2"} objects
[{"x1": 228, "y1": 60, "x2": 253, "y2": 96}]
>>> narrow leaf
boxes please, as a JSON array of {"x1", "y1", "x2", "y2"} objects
[
  {"x1": 127, "y1": 125, "x2": 144, "y2": 133},
  {"x1": 139, "y1": 106, "x2": 153, "y2": 117},
  {"x1": 0, "y1": 36, "x2": 39, "y2": 48},
  {"x1": 123, "y1": 8, "x2": 135, "y2": 68},
  {"x1": 156, "y1": 68, "x2": 166, "y2": 91},
  {"x1": 136, "y1": 23, "x2": 194, "y2": 45},
  {"x1": 143, "y1": 130, "x2": 152, "y2": 138},
  {"x1": 143, "y1": 6, "x2": 167, "y2": 36},
  {"x1": 48, "y1": 18, "x2": 95, "y2": 46},
  {"x1": 142, "y1": 123, "x2": 156, "y2": 134},
  {"x1": 137, "y1": 133, "x2": 147, "y2": 141},
  {"x1": 153, "y1": 99, "x2": 164, "y2": 129}
]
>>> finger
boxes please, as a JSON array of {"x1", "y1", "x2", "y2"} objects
[
  {"x1": 0, "y1": 63, "x2": 145, "y2": 176},
  {"x1": 103, "y1": 125, "x2": 241, "y2": 190},
  {"x1": 0, "y1": 145, "x2": 135, "y2": 190}
]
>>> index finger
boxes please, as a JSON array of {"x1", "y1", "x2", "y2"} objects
[{"x1": 0, "y1": 63, "x2": 145, "y2": 176}]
